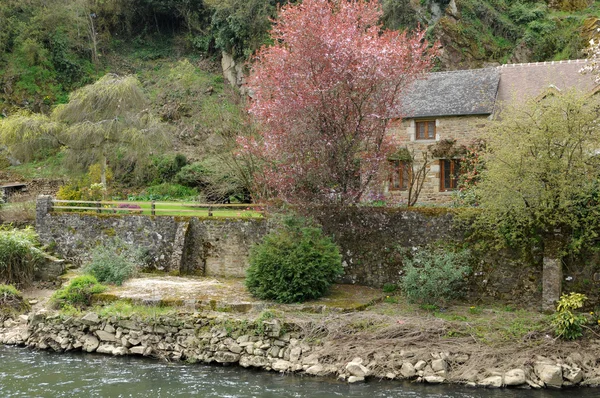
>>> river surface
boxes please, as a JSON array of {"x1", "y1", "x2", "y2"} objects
[{"x1": 1, "y1": 345, "x2": 598, "y2": 398}]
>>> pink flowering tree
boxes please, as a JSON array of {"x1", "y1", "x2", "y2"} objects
[{"x1": 244, "y1": 0, "x2": 436, "y2": 205}]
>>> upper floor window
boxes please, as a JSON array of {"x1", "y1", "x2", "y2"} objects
[
  {"x1": 389, "y1": 160, "x2": 409, "y2": 191},
  {"x1": 440, "y1": 159, "x2": 461, "y2": 191},
  {"x1": 416, "y1": 120, "x2": 435, "y2": 140}
]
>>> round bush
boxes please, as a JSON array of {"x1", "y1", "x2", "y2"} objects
[{"x1": 246, "y1": 217, "x2": 343, "y2": 303}]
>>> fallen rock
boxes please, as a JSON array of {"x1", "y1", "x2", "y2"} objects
[
  {"x1": 129, "y1": 346, "x2": 145, "y2": 355},
  {"x1": 214, "y1": 351, "x2": 240, "y2": 363},
  {"x1": 112, "y1": 346, "x2": 128, "y2": 356},
  {"x1": 414, "y1": 360, "x2": 427, "y2": 371}
]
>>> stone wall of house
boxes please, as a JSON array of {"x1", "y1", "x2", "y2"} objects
[
  {"x1": 35, "y1": 196, "x2": 270, "y2": 276},
  {"x1": 385, "y1": 115, "x2": 490, "y2": 204}
]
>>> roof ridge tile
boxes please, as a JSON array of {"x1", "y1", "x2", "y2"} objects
[{"x1": 500, "y1": 59, "x2": 587, "y2": 68}]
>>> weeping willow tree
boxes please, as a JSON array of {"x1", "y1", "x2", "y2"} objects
[
  {"x1": 0, "y1": 112, "x2": 63, "y2": 162},
  {"x1": 53, "y1": 74, "x2": 170, "y2": 186},
  {"x1": 0, "y1": 74, "x2": 170, "y2": 186}
]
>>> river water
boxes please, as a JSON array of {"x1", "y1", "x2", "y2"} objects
[{"x1": 1, "y1": 345, "x2": 597, "y2": 398}]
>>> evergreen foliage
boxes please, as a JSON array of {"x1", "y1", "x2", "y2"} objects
[
  {"x1": 246, "y1": 215, "x2": 343, "y2": 303},
  {"x1": 400, "y1": 246, "x2": 472, "y2": 307}
]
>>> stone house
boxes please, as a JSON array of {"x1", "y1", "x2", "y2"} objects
[{"x1": 385, "y1": 59, "x2": 598, "y2": 205}]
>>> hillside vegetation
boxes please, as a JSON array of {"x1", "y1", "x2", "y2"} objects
[{"x1": 1, "y1": 0, "x2": 598, "y2": 200}]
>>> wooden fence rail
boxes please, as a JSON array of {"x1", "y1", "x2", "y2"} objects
[{"x1": 50, "y1": 199, "x2": 264, "y2": 217}]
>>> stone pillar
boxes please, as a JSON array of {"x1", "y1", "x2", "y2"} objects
[
  {"x1": 542, "y1": 257, "x2": 562, "y2": 313},
  {"x1": 541, "y1": 235, "x2": 563, "y2": 313},
  {"x1": 35, "y1": 195, "x2": 53, "y2": 230}
]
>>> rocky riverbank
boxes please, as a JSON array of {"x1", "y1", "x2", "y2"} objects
[{"x1": 2, "y1": 308, "x2": 600, "y2": 390}]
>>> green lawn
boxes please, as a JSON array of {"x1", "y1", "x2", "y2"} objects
[{"x1": 53, "y1": 200, "x2": 263, "y2": 218}]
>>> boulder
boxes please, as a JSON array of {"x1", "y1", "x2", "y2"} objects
[
  {"x1": 479, "y1": 376, "x2": 503, "y2": 388},
  {"x1": 414, "y1": 360, "x2": 427, "y2": 371},
  {"x1": 95, "y1": 330, "x2": 117, "y2": 342},
  {"x1": 272, "y1": 360, "x2": 292, "y2": 372},
  {"x1": 96, "y1": 343, "x2": 116, "y2": 355},
  {"x1": 306, "y1": 364, "x2": 329, "y2": 376},
  {"x1": 347, "y1": 376, "x2": 365, "y2": 383},
  {"x1": 424, "y1": 375, "x2": 445, "y2": 384},
  {"x1": 129, "y1": 346, "x2": 146, "y2": 355},
  {"x1": 562, "y1": 365, "x2": 583, "y2": 384},
  {"x1": 81, "y1": 312, "x2": 100, "y2": 326},
  {"x1": 534, "y1": 362, "x2": 563, "y2": 388},
  {"x1": 400, "y1": 362, "x2": 416, "y2": 378},
  {"x1": 214, "y1": 351, "x2": 240, "y2": 363},
  {"x1": 431, "y1": 359, "x2": 447, "y2": 373},
  {"x1": 82, "y1": 335, "x2": 99, "y2": 353},
  {"x1": 112, "y1": 347, "x2": 128, "y2": 356},
  {"x1": 345, "y1": 362, "x2": 369, "y2": 378},
  {"x1": 504, "y1": 369, "x2": 526, "y2": 386}
]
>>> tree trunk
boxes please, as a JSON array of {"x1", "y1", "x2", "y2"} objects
[{"x1": 100, "y1": 151, "x2": 107, "y2": 188}]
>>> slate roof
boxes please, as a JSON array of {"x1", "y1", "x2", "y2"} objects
[
  {"x1": 495, "y1": 59, "x2": 597, "y2": 106},
  {"x1": 399, "y1": 68, "x2": 500, "y2": 118}
]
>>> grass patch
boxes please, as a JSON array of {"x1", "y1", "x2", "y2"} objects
[
  {"x1": 52, "y1": 275, "x2": 108, "y2": 309},
  {"x1": 94, "y1": 300, "x2": 176, "y2": 319},
  {"x1": 53, "y1": 201, "x2": 263, "y2": 218},
  {"x1": 0, "y1": 284, "x2": 30, "y2": 318}
]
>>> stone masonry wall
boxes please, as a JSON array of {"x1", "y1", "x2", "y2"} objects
[
  {"x1": 386, "y1": 115, "x2": 490, "y2": 204},
  {"x1": 35, "y1": 196, "x2": 270, "y2": 276},
  {"x1": 36, "y1": 196, "x2": 546, "y2": 305},
  {"x1": 313, "y1": 206, "x2": 543, "y2": 307}
]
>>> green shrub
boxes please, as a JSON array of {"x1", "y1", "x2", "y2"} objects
[
  {"x1": 552, "y1": 292, "x2": 587, "y2": 340},
  {"x1": 52, "y1": 275, "x2": 107, "y2": 308},
  {"x1": 151, "y1": 153, "x2": 188, "y2": 184},
  {"x1": 246, "y1": 215, "x2": 343, "y2": 303},
  {"x1": 174, "y1": 162, "x2": 210, "y2": 188},
  {"x1": 0, "y1": 284, "x2": 30, "y2": 317},
  {"x1": 131, "y1": 183, "x2": 199, "y2": 201},
  {"x1": 0, "y1": 226, "x2": 45, "y2": 286},
  {"x1": 400, "y1": 246, "x2": 472, "y2": 307},
  {"x1": 84, "y1": 239, "x2": 142, "y2": 285},
  {"x1": 383, "y1": 283, "x2": 398, "y2": 293}
]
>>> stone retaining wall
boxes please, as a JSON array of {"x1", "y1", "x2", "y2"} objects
[
  {"x1": 35, "y1": 196, "x2": 270, "y2": 276},
  {"x1": 35, "y1": 196, "x2": 548, "y2": 305},
  {"x1": 1, "y1": 311, "x2": 598, "y2": 389}
]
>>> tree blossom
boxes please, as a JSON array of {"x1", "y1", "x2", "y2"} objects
[{"x1": 244, "y1": 0, "x2": 436, "y2": 205}]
